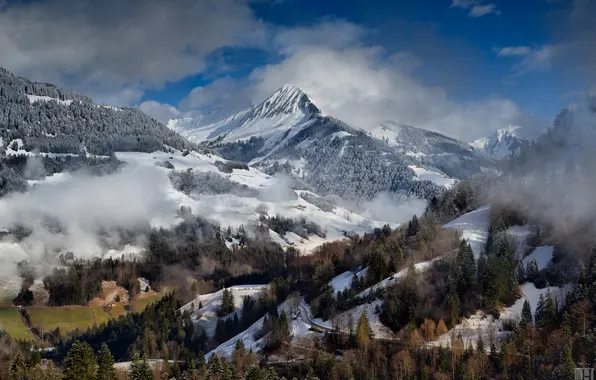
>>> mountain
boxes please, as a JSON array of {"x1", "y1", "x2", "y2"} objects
[
  {"x1": 471, "y1": 125, "x2": 541, "y2": 158},
  {"x1": 168, "y1": 84, "x2": 320, "y2": 151},
  {"x1": 168, "y1": 85, "x2": 496, "y2": 200}
]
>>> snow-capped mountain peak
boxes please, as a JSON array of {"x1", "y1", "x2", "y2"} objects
[
  {"x1": 251, "y1": 84, "x2": 321, "y2": 119},
  {"x1": 472, "y1": 125, "x2": 540, "y2": 157}
]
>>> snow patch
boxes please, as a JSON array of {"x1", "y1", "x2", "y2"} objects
[
  {"x1": 409, "y1": 165, "x2": 456, "y2": 188},
  {"x1": 444, "y1": 207, "x2": 490, "y2": 258},
  {"x1": 523, "y1": 246, "x2": 554, "y2": 271},
  {"x1": 27, "y1": 94, "x2": 73, "y2": 106}
]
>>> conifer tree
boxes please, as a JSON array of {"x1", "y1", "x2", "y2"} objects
[
  {"x1": 455, "y1": 240, "x2": 476, "y2": 296},
  {"x1": 526, "y1": 259, "x2": 540, "y2": 283},
  {"x1": 130, "y1": 353, "x2": 152, "y2": 380},
  {"x1": 63, "y1": 341, "x2": 98, "y2": 380},
  {"x1": 9, "y1": 352, "x2": 27, "y2": 380},
  {"x1": 220, "y1": 288, "x2": 235, "y2": 315},
  {"x1": 535, "y1": 294, "x2": 545, "y2": 328},
  {"x1": 476, "y1": 333, "x2": 485, "y2": 353},
  {"x1": 97, "y1": 343, "x2": 116, "y2": 380},
  {"x1": 520, "y1": 299, "x2": 533, "y2": 328},
  {"x1": 517, "y1": 260, "x2": 525, "y2": 284},
  {"x1": 244, "y1": 365, "x2": 265, "y2": 380}
]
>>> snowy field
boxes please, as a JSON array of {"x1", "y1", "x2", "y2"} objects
[
  {"x1": 179, "y1": 285, "x2": 269, "y2": 338},
  {"x1": 117, "y1": 150, "x2": 411, "y2": 254},
  {"x1": 409, "y1": 165, "x2": 456, "y2": 188},
  {"x1": 329, "y1": 267, "x2": 367, "y2": 295},
  {"x1": 523, "y1": 246, "x2": 554, "y2": 271},
  {"x1": 444, "y1": 206, "x2": 490, "y2": 257}
]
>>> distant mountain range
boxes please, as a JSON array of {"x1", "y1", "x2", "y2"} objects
[
  {"x1": 471, "y1": 125, "x2": 542, "y2": 158},
  {"x1": 168, "y1": 85, "x2": 496, "y2": 200}
]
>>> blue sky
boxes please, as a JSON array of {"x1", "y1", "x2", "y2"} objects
[
  {"x1": 0, "y1": 0, "x2": 593, "y2": 140},
  {"x1": 148, "y1": 0, "x2": 574, "y2": 115}
]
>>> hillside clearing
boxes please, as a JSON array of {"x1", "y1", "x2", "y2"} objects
[{"x1": 0, "y1": 307, "x2": 35, "y2": 341}]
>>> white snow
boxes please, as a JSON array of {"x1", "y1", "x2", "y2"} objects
[
  {"x1": 168, "y1": 85, "x2": 316, "y2": 151},
  {"x1": 206, "y1": 298, "x2": 303, "y2": 359},
  {"x1": 471, "y1": 125, "x2": 542, "y2": 157},
  {"x1": 27, "y1": 94, "x2": 73, "y2": 106},
  {"x1": 330, "y1": 131, "x2": 353, "y2": 140},
  {"x1": 444, "y1": 206, "x2": 491, "y2": 258},
  {"x1": 409, "y1": 165, "x2": 456, "y2": 188},
  {"x1": 357, "y1": 257, "x2": 442, "y2": 297},
  {"x1": 331, "y1": 300, "x2": 395, "y2": 339},
  {"x1": 329, "y1": 268, "x2": 366, "y2": 295},
  {"x1": 523, "y1": 246, "x2": 554, "y2": 271},
  {"x1": 432, "y1": 283, "x2": 564, "y2": 349},
  {"x1": 114, "y1": 150, "x2": 409, "y2": 254},
  {"x1": 180, "y1": 285, "x2": 269, "y2": 338}
]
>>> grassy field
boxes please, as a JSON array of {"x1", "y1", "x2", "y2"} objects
[
  {"x1": 0, "y1": 307, "x2": 35, "y2": 341},
  {"x1": 28, "y1": 306, "x2": 98, "y2": 334},
  {"x1": 131, "y1": 293, "x2": 164, "y2": 313},
  {"x1": 1, "y1": 292, "x2": 166, "y2": 340}
]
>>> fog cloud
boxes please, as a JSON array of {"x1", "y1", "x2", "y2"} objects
[{"x1": 0, "y1": 165, "x2": 177, "y2": 276}]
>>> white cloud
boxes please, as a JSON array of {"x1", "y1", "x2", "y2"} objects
[
  {"x1": 0, "y1": 0, "x2": 265, "y2": 104},
  {"x1": 451, "y1": 0, "x2": 500, "y2": 17},
  {"x1": 236, "y1": 24, "x2": 524, "y2": 141},
  {"x1": 169, "y1": 21, "x2": 525, "y2": 141},
  {"x1": 138, "y1": 101, "x2": 181, "y2": 123},
  {"x1": 497, "y1": 45, "x2": 562, "y2": 78},
  {"x1": 469, "y1": 4, "x2": 500, "y2": 17},
  {"x1": 497, "y1": 46, "x2": 532, "y2": 57}
]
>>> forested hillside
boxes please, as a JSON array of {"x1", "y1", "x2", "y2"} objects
[{"x1": 0, "y1": 68, "x2": 194, "y2": 156}]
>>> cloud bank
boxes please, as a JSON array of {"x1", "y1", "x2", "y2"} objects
[
  {"x1": 0, "y1": 164, "x2": 177, "y2": 277},
  {"x1": 165, "y1": 21, "x2": 526, "y2": 141},
  {"x1": 0, "y1": 0, "x2": 265, "y2": 105}
]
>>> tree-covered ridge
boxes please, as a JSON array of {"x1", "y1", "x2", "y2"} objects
[
  {"x1": 0, "y1": 67, "x2": 196, "y2": 155},
  {"x1": 0, "y1": 67, "x2": 92, "y2": 103},
  {"x1": 213, "y1": 113, "x2": 495, "y2": 201}
]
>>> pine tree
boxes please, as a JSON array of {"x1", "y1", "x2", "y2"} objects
[
  {"x1": 535, "y1": 294, "x2": 545, "y2": 328},
  {"x1": 526, "y1": 259, "x2": 540, "y2": 283},
  {"x1": 517, "y1": 260, "x2": 525, "y2": 284},
  {"x1": 9, "y1": 352, "x2": 27, "y2": 380},
  {"x1": 63, "y1": 341, "x2": 98, "y2": 380},
  {"x1": 220, "y1": 288, "x2": 235, "y2": 315},
  {"x1": 543, "y1": 289, "x2": 557, "y2": 331},
  {"x1": 455, "y1": 240, "x2": 476, "y2": 296},
  {"x1": 244, "y1": 365, "x2": 265, "y2": 380},
  {"x1": 520, "y1": 299, "x2": 533, "y2": 328},
  {"x1": 476, "y1": 332, "x2": 485, "y2": 353},
  {"x1": 130, "y1": 353, "x2": 152, "y2": 380},
  {"x1": 97, "y1": 343, "x2": 116, "y2": 380},
  {"x1": 406, "y1": 215, "x2": 420, "y2": 236}
]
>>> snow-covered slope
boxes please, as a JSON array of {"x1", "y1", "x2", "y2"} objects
[
  {"x1": 444, "y1": 206, "x2": 491, "y2": 257},
  {"x1": 116, "y1": 150, "x2": 418, "y2": 254},
  {"x1": 179, "y1": 285, "x2": 269, "y2": 337},
  {"x1": 472, "y1": 125, "x2": 542, "y2": 158},
  {"x1": 168, "y1": 84, "x2": 320, "y2": 149}
]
